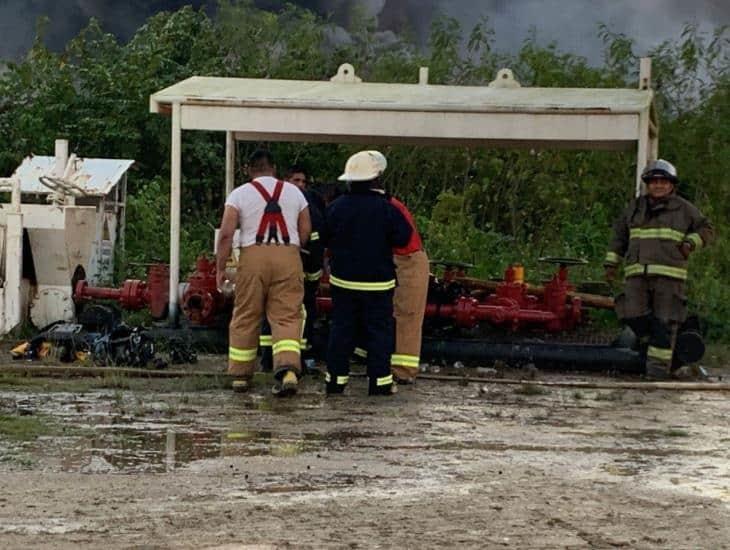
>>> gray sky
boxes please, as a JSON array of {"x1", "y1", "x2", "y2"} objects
[{"x1": 0, "y1": 1, "x2": 727, "y2": 64}]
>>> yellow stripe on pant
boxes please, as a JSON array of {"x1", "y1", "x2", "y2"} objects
[
  {"x1": 272, "y1": 339, "x2": 301, "y2": 355},
  {"x1": 325, "y1": 373, "x2": 350, "y2": 385},
  {"x1": 229, "y1": 346, "x2": 257, "y2": 362},
  {"x1": 391, "y1": 354, "x2": 420, "y2": 368},
  {"x1": 647, "y1": 345, "x2": 673, "y2": 361}
]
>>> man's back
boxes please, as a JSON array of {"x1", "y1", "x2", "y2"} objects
[
  {"x1": 326, "y1": 190, "x2": 411, "y2": 284},
  {"x1": 225, "y1": 176, "x2": 308, "y2": 247}
]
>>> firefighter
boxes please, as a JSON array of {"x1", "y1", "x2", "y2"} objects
[
  {"x1": 604, "y1": 159, "x2": 714, "y2": 380},
  {"x1": 216, "y1": 149, "x2": 311, "y2": 396},
  {"x1": 351, "y1": 197, "x2": 429, "y2": 384},
  {"x1": 389, "y1": 197, "x2": 429, "y2": 383},
  {"x1": 260, "y1": 165, "x2": 325, "y2": 372},
  {"x1": 324, "y1": 150, "x2": 412, "y2": 396}
]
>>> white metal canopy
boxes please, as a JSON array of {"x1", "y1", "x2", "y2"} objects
[{"x1": 150, "y1": 61, "x2": 658, "y2": 322}]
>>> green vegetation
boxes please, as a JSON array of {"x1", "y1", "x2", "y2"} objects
[{"x1": 0, "y1": 2, "x2": 727, "y2": 338}]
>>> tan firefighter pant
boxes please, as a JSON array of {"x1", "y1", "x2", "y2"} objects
[
  {"x1": 228, "y1": 245, "x2": 304, "y2": 378},
  {"x1": 391, "y1": 250, "x2": 430, "y2": 380}
]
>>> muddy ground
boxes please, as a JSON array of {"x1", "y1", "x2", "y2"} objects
[{"x1": 0, "y1": 356, "x2": 729, "y2": 549}]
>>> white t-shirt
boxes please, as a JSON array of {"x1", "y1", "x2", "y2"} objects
[{"x1": 225, "y1": 176, "x2": 309, "y2": 247}]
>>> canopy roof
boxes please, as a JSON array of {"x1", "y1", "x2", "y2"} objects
[{"x1": 150, "y1": 65, "x2": 657, "y2": 151}]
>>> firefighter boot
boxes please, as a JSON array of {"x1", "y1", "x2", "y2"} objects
[
  {"x1": 272, "y1": 368, "x2": 298, "y2": 397},
  {"x1": 369, "y1": 382, "x2": 397, "y2": 396},
  {"x1": 368, "y1": 375, "x2": 397, "y2": 396},
  {"x1": 645, "y1": 363, "x2": 670, "y2": 380},
  {"x1": 231, "y1": 378, "x2": 252, "y2": 393},
  {"x1": 325, "y1": 372, "x2": 349, "y2": 395}
]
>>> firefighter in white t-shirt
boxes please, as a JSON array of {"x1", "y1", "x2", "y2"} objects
[{"x1": 216, "y1": 150, "x2": 311, "y2": 396}]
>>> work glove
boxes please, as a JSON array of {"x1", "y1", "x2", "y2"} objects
[
  {"x1": 677, "y1": 241, "x2": 693, "y2": 260},
  {"x1": 604, "y1": 265, "x2": 618, "y2": 284}
]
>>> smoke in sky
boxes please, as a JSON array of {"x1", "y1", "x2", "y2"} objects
[{"x1": 0, "y1": 1, "x2": 727, "y2": 64}]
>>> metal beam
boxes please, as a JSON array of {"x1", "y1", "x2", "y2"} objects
[
  {"x1": 635, "y1": 109, "x2": 650, "y2": 197},
  {"x1": 225, "y1": 131, "x2": 235, "y2": 197},
  {"x1": 169, "y1": 102, "x2": 182, "y2": 324},
  {"x1": 183, "y1": 106, "x2": 640, "y2": 148}
]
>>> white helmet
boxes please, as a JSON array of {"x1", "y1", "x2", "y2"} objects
[
  {"x1": 641, "y1": 159, "x2": 678, "y2": 184},
  {"x1": 338, "y1": 150, "x2": 387, "y2": 182}
]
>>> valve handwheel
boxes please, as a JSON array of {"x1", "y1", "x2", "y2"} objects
[{"x1": 538, "y1": 256, "x2": 588, "y2": 267}]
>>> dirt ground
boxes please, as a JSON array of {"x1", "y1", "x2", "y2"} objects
[{"x1": 0, "y1": 356, "x2": 729, "y2": 549}]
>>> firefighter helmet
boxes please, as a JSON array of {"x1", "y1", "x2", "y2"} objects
[
  {"x1": 337, "y1": 150, "x2": 387, "y2": 182},
  {"x1": 641, "y1": 159, "x2": 678, "y2": 184}
]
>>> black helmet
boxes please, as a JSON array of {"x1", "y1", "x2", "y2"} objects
[{"x1": 641, "y1": 159, "x2": 678, "y2": 184}]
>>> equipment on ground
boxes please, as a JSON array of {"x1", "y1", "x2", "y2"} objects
[{"x1": 68, "y1": 254, "x2": 705, "y2": 372}]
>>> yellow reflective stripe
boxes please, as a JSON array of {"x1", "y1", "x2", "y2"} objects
[
  {"x1": 305, "y1": 269, "x2": 323, "y2": 281},
  {"x1": 354, "y1": 347, "x2": 368, "y2": 358},
  {"x1": 647, "y1": 346, "x2": 673, "y2": 361},
  {"x1": 272, "y1": 339, "x2": 301, "y2": 355},
  {"x1": 686, "y1": 233, "x2": 703, "y2": 249},
  {"x1": 376, "y1": 375, "x2": 393, "y2": 386},
  {"x1": 604, "y1": 252, "x2": 621, "y2": 265},
  {"x1": 330, "y1": 275, "x2": 396, "y2": 291},
  {"x1": 629, "y1": 227, "x2": 685, "y2": 242},
  {"x1": 259, "y1": 335, "x2": 273, "y2": 347},
  {"x1": 229, "y1": 346, "x2": 257, "y2": 362},
  {"x1": 325, "y1": 373, "x2": 349, "y2": 385},
  {"x1": 646, "y1": 265, "x2": 687, "y2": 280},
  {"x1": 391, "y1": 354, "x2": 420, "y2": 367},
  {"x1": 625, "y1": 264, "x2": 688, "y2": 280},
  {"x1": 310, "y1": 231, "x2": 320, "y2": 241}
]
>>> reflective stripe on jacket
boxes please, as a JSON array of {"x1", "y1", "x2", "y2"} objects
[
  {"x1": 324, "y1": 187, "x2": 412, "y2": 290},
  {"x1": 604, "y1": 193, "x2": 714, "y2": 280}
]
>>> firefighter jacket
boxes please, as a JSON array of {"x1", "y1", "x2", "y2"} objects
[
  {"x1": 302, "y1": 189, "x2": 325, "y2": 282},
  {"x1": 604, "y1": 193, "x2": 714, "y2": 280},
  {"x1": 324, "y1": 188, "x2": 412, "y2": 291}
]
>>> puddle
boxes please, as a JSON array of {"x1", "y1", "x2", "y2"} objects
[{"x1": 38, "y1": 427, "x2": 340, "y2": 474}]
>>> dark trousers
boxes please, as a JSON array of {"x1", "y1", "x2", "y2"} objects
[
  {"x1": 302, "y1": 280, "x2": 319, "y2": 360},
  {"x1": 615, "y1": 275, "x2": 686, "y2": 373},
  {"x1": 327, "y1": 287, "x2": 394, "y2": 394}
]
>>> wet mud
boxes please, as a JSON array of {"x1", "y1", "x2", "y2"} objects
[{"x1": 0, "y1": 366, "x2": 729, "y2": 548}]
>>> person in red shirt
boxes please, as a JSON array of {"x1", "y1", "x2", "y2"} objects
[{"x1": 389, "y1": 197, "x2": 429, "y2": 383}]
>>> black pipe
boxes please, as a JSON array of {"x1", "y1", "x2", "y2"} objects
[
  {"x1": 422, "y1": 338, "x2": 643, "y2": 373},
  {"x1": 146, "y1": 326, "x2": 644, "y2": 373}
]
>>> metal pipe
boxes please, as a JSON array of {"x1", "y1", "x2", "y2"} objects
[
  {"x1": 421, "y1": 338, "x2": 642, "y2": 373},
  {"x1": 169, "y1": 102, "x2": 182, "y2": 325}
]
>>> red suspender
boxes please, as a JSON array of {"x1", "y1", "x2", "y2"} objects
[{"x1": 250, "y1": 180, "x2": 290, "y2": 244}]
